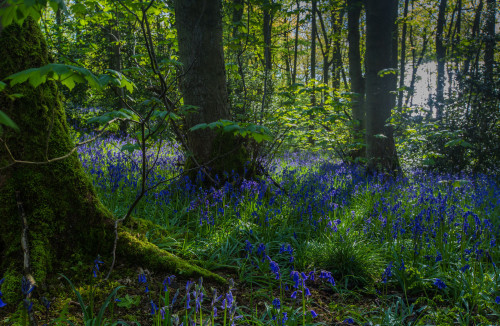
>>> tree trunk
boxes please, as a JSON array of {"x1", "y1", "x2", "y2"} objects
[
  {"x1": 347, "y1": 0, "x2": 365, "y2": 157},
  {"x1": 435, "y1": 0, "x2": 447, "y2": 121},
  {"x1": 397, "y1": 0, "x2": 409, "y2": 111},
  {"x1": 0, "y1": 15, "x2": 225, "y2": 306},
  {"x1": 331, "y1": 8, "x2": 344, "y2": 91},
  {"x1": 175, "y1": 0, "x2": 249, "y2": 181},
  {"x1": 311, "y1": 0, "x2": 317, "y2": 91},
  {"x1": 364, "y1": 0, "x2": 400, "y2": 173},
  {"x1": 0, "y1": 16, "x2": 114, "y2": 304},
  {"x1": 484, "y1": 0, "x2": 496, "y2": 84},
  {"x1": 292, "y1": 0, "x2": 300, "y2": 84},
  {"x1": 261, "y1": 0, "x2": 273, "y2": 125}
]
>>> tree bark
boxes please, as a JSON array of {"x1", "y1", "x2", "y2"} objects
[
  {"x1": 484, "y1": 0, "x2": 496, "y2": 84},
  {"x1": 397, "y1": 0, "x2": 409, "y2": 111},
  {"x1": 292, "y1": 0, "x2": 300, "y2": 84},
  {"x1": 0, "y1": 14, "x2": 226, "y2": 306},
  {"x1": 0, "y1": 16, "x2": 115, "y2": 304},
  {"x1": 347, "y1": 0, "x2": 365, "y2": 156},
  {"x1": 364, "y1": 0, "x2": 400, "y2": 173},
  {"x1": 175, "y1": 0, "x2": 249, "y2": 180},
  {"x1": 331, "y1": 7, "x2": 344, "y2": 91},
  {"x1": 435, "y1": 0, "x2": 447, "y2": 122}
]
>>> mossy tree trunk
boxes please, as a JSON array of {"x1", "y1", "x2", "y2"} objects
[
  {"x1": 0, "y1": 16, "x2": 116, "y2": 303},
  {"x1": 0, "y1": 16, "x2": 224, "y2": 304}
]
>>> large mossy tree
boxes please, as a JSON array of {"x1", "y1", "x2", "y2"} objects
[{"x1": 0, "y1": 13, "x2": 223, "y2": 307}]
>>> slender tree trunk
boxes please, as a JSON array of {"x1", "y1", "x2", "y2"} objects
[
  {"x1": 263, "y1": 0, "x2": 272, "y2": 72},
  {"x1": 364, "y1": 0, "x2": 400, "y2": 173},
  {"x1": 292, "y1": 0, "x2": 300, "y2": 84},
  {"x1": 484, "y1": 0, "x2": 496, "y2": 84},
  {"x1": 435, "y1": 0, "x2": 447, "y2": 122},
  {"x1": 331, "y1": 8, "x2": 344, "y2": 91},
  {"x1": 347, "y1": 0, "x2": 365, "y2": 155},
  {"x1": 311, "y1": 0, "x2": 317, "y2": 94},
  {"x1": 261, "y1": 0, "x2": 273, "y2": 124},
  {"x1": 462, "y1": 0, "x2": 483, "y2": 78},
  {"x1": 397, "y1": 0, "x2": 410, "y2": 111}
]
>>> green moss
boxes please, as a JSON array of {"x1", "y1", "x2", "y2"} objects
[
  {"x1": 0, "y1": 17, "x2": 115, "y2": 300},
  {"x1": 117, "y1": 231, "x2": 227, "y2": 284},
  {"x1": 0, "y1": 19, "x2": 224, "y2": 309}
]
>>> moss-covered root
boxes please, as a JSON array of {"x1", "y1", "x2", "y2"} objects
[{"x1": 116, "y1": 231, "x2": 227, "y2": 284}]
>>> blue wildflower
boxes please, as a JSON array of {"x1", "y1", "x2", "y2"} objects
[
  {"x1": 311, "y1": 310, "x2": 317, "y2": 318},
  {"x1": 344, "y1": 318, "x2": 354, "y2": 324},
  {"x1": 496, "y1": 296, "x2": 500, "y2": 304},
  {"x1": 150, "y1": 300, "x2": 159, "y2": 315},
  {"x1": 460, "y1": 264, "x2": 470, "y2": 273},
  {"x1": 434, "y1": 278, "x2": 446, "y2": 289},
  {"x1": 272, "y1": 298, "x2": 280, "y2": 309},
  {"x1": 435, "y1": 252, "x2": 443, "y2": 262},
  {"x1": 92, "y1": 258, "x2": 104, "y2": 278},
  {"x1": 281, "y1": 312, "x2": 288, "y2": 325}
]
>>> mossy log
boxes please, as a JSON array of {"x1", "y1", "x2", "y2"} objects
[{"x1": 0, "y1": 17, "x2": 224, "y2": 307}]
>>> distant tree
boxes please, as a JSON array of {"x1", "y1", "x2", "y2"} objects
[
  {"x1": 175, "y1": 0, "x2": 249, "y2": 181},
  {"x1": 435, "y1": 0, "x2": 447, "y2": 121},
  {"x1": 364, "y1": 0, "x2": 400, "y2": 173},
  {"x1": 347, "y1": 0, "x2": 365, "y2": 158}
]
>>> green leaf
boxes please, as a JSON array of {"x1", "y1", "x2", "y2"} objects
[
  {"x1": 190, "y1": 123, "x2": 209, "y2": 132},
  {"x1": 0, "y1": 81, "x2": 6, "y2": 92},
  {"x1": 0, "y1": 110, "x2": 20, "y2": 132},
  {"x1": 378, "y1": 68, "x2": 398, "y2": 77},
  {"x1": 452, "y1": 180, "x2": 471, "y2": 188}
]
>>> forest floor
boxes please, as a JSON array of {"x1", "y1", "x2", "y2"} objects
[{"x1": 1, "y1": 132, "x2": 499, "y2": 325}]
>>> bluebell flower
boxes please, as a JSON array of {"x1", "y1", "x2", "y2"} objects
[
  {"x1": 272, "y1": 298, "x2": 280, "y2": 309},
  {"x1": 495, "y1": 296, "x2": 500, "y2": 304},
  {"x1": 434, "y1": 278, "x2": 446, "y2": 289},
  {"x1": 305, "y1": 287, "x2": 311, "y2": 296},
  {"x1": 460, "y1": 264, "x2": 470, "y2": 273},
  {"x1": 0, "y1": 298, "x2": 6, "y2": 308},
  {"x1": 214, "y1": 306, "x2": 217, "y2": 316},
  {"x1": 311, "y1": 310, "x2": 317, "y2": 318},
  {"x1": 344, "y1": 318, "x2": 354, "y2": 324},
  {"x1": 399, "y1": 259, "x2": 406, "y2": 271},
  {"x1": 435, "y1": 252, "x2": 443, "y2": 262},
  {"x1": 150, "y1": 300, "x2": 159, "y2": 315},
  {"x1": 291, "y1": 291, "x2": 297, "y2": 299},
  {"x1": 226, "y1": 291, "x2": 234, "y2": 308},
  {"x1": 92, "y1": 258, "x2": 104, "y2": 278},
  {"x1": 281, "y1": 312, "x2": 288, "y2": 325},
  {"x1": 186, "y1": 291, "x2": 191, "y2": 309}
]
